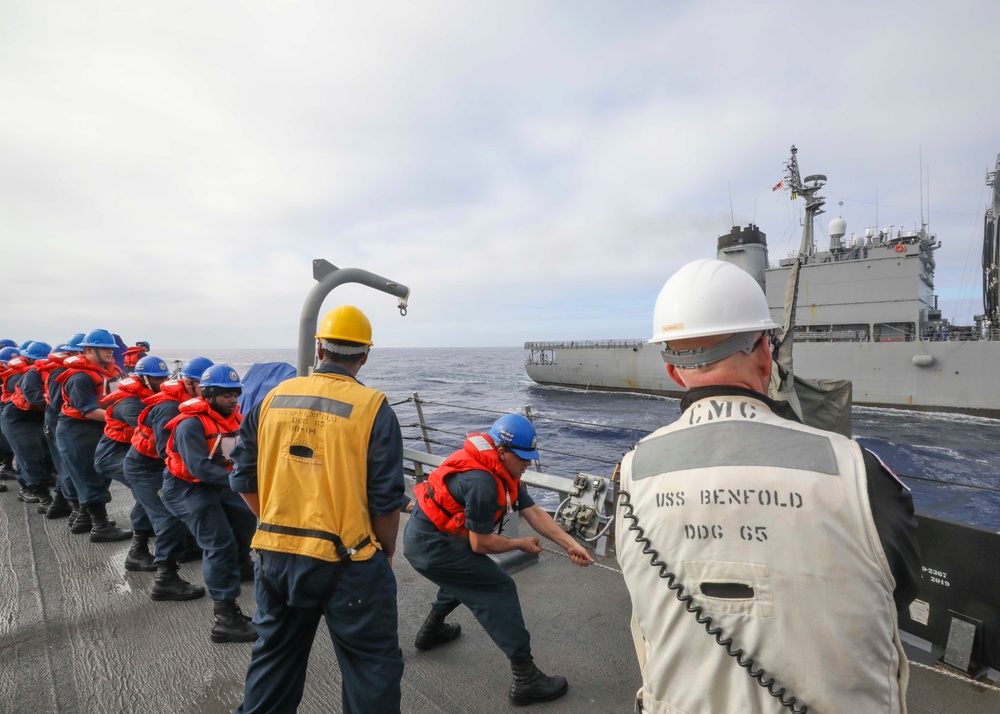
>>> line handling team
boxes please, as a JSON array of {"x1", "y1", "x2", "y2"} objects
[{"x1": 0, "y1": 259, "x2": 920, "y2": 713}]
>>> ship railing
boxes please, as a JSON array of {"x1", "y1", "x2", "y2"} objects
[
  {"x1": 524, "y1": 339, "x2": 647, "y2": 350},
  {"x1": 390, "y1": 392, "x2": 1000, "y2": 550},
  {"x1": 793, "y1": 329, "x2": 869, "y2": 343}
]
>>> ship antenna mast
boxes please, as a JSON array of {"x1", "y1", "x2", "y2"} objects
[
  {"x1": 784, "y1": 145, "x2": 827, "y2": 257},
  {"x1": 984, "y1": 155, "x2": 1000, "y2": 330}
]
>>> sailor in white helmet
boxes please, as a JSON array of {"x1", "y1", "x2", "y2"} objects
[{"x1": 616, "y1": 258, "x2": 920, "y2": 714}]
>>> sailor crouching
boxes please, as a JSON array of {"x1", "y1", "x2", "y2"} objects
[
  {"x1": 617, "y1": 259, "x2": 921, "y2": 713},
  {"x1": 404, "y1": 412, "x2": 594, "y2": 706}
]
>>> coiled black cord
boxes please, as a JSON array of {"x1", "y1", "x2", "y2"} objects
[{"x1": 618, "y1": 488, "x2": 808, "y2": 714}]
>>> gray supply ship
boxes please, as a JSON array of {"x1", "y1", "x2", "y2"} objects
[{"x1": 526, "y1": 146, "x2": 1000, "y2": 417}]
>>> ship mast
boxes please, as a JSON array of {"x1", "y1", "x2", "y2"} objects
[
  {"x1": 984, "y1": 154, "x2": 1000, "y2": 329},
  {"x1": 783, "y1": 145, "x2": 827, "y2": 257}
]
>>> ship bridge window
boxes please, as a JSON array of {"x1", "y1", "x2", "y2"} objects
[
  {"x1": 793, "y1": 324, "x2": 869, "y2": 343},
  {"x1": 873, "y1": 322, "x2": 916, "y2": 342}
]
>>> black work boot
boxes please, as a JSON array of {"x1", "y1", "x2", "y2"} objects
[
  {"x1": 17, "y1": 486, "x2": 40, "y2": 503},
  {"x1": 124, "y1": 533, "x2": 157, "y2": 571},
  {"x1": 68, "y1": 500, "x2": 84, "y2": 529},
  {"x1": 210, "y1": 600, "x2": 258, "y2": 643},
  {"x1": 87, "y1": 503, "x2": 132, "y2": 543},
  {"x1": 509, "y1": 656, "x2": 568, "y2": 706},
  {"x1": 35, "y1": 488, "x2": 53, "y2": 513},
  {"x1": 414, "y1": 609, "x2": 462, "y2": 651},
  {"x1": 45, "y1": 491, "x2": 72, "y2": 519},
  {"x1": 150, "y1": 560, "x2": 206, "y2": 601}
]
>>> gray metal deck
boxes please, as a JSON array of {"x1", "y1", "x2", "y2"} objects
[{"x1": 1, "y1": 481, "x2": 998, "y2": 713}]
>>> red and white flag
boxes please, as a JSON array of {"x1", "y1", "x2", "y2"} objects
[{"x1": 771, "y1": 180, "x2": 784, "y2": 192}]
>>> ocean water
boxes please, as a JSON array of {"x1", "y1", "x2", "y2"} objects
[{"x1": 163, "y1": 347, "x2": 1000, "y2": 529}]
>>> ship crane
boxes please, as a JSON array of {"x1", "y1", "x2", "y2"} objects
[{"x1": 783, "y1": 145, "x2": 827, "y2": 257}]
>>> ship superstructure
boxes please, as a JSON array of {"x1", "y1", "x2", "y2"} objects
[{"x1": 526, "y1": 147, "x2": 1000, "y2": 415}]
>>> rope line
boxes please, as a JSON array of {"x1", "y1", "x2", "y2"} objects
[{"x1": 898, "y1": 472, "x2": 1000, "y2": 495}]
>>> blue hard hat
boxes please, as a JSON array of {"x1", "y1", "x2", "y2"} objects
[
  {"x1": 19, "y1": 340, "x2": 33, "y2": 351},
  {"x1": 200, "y1": 364, "x2": 243, "y2": 390},
  {"x1": 23, "y1": 341, "x2": 53, "y2": 361},
  {"x1": 79, "y1": 329, "x2": 118, "y2": 349},
  {"x1": 65, "y1": 333, "x2": 86, "y2": 352},
  {"x1": 136, "y1": 340, "x2": 150, "y2": 350},
  {"x1": 0, "y1": 339, "x2": 16, "y2": 348},
  {"x1": 0, "y1": 347, "x2": 20, "y2": 362},
  {"x1": 488, "y1": 414, "x2": 539, "y2": 460},
  {"x1": 179, "y1": 357, "x2": 214, "y2": 381},
  {"x1": 134, "y1": 355, "x2": 171, "y2": 378}
]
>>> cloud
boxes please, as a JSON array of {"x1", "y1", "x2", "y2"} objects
[{"x1": 2, "y1": 1, "x2": 999, "y2": 349}]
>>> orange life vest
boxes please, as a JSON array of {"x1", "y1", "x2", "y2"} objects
[
  {"x1": 100, "y1": 377, "x2": 155, "y2": 443},
  {"x1": 130, "y1": 380, "x2": 191, "y2": 459},
  {"x1": 56, "y1": 355, "x2": 122, "y2": 420},
  {"x1": 164, "y1": 397, "x2": 242, "y2": 483},
  {"x1": 0, "y1": 357, "x2": 31, "y2": 404},
  {"x1": 36, "y1": 354, "x2": 66, "y2": 405},
  {"x1": 122, "y1": 346, "x2": 148, "y2": 369},
  {"x1": 10, "y1": 362, "x2": 46, "y2": 413},
  {"x1": 413, "y1": 433, "x2": 521, "y2": 537}
]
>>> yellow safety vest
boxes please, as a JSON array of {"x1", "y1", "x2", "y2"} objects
[{"x1": 251, "y1": 371, "x2": 385, "y2": 562}]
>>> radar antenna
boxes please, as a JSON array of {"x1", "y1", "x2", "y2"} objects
[
  {"x1": 984, "y1": 155, "x2": 1000, "y2": 329},
  {"x1": 783, "y1": 145, "x2": 827, "y2": 257}
]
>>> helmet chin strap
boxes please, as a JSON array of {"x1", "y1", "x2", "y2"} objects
[{"x1": 661, "y1": 331, "x2": 761, "y2": 368}]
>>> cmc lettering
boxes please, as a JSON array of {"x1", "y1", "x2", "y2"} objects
[{"x1": 687, "y1": 399, "x2": 757, "y2": 425}]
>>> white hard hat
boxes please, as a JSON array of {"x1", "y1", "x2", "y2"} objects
[{"x1": 650, "y1": 259, "x2": 781, "y2": 366}]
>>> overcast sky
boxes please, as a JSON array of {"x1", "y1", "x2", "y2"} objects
[{"x1": 3, "y1": 1, "x2": 999, "y2": 349}]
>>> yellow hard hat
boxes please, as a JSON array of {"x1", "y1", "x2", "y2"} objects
[{"x1": 316, "y1": 305, "x2": 373, "y2": 345}]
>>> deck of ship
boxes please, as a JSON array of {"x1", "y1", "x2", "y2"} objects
[{"x1": 2, "y1": 481, "x2": 998, "y2": 714}]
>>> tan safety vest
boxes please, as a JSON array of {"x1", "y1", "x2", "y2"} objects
[
  {"x1": 617, "y1": 394, "x2": 907, "y2": 714},
  {"x1": 251, "y1": 372, "x2": 385, "y2": 562}
]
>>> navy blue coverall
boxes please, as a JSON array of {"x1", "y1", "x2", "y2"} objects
[
  {"x1": 1, "y1": 375, "x2": 25, "y2": 486},
  {"x1": 2, "y1": 369, "x2": 51, "y2": 491},
  {"x1": 56, "y1": 372, "x2": 111, "y2": 507},
  {"x1": 122, "y1": 399, "x2": 190, "y2": 565},
  {"x1": 45, "y1": 364, "x2": 74, "y2": 499},
  {"x1": 404, "y1": 472, "x2": 537, "y2": 660},
  {"x1": 161, "y1": 409, "x2": 256, "y2": 602},
  {"x1": 94, "y1": 395, "x2": 153, "y2": 534}
]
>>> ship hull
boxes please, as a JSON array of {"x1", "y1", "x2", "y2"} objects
[{"x1": 525, "y1": 340, "x2": 1000, "y2": 416}]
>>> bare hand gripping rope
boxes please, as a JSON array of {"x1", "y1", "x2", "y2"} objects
[{"x1": 617, "y1": 489, "x2": 808, "y2": 714}]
